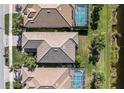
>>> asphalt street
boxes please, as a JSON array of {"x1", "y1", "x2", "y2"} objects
[
  {"x1": 0, "y1": 4, "x2": 19, "y2": 89},
  {"x1": 0, "y1": 4, "x2": 4, "y2": 89}
]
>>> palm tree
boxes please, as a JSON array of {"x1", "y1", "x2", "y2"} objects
[
  {"x1": 96, "y1": 35, "x2": 105, "y2": 51},
  {"x1": 15, "y1": 4, "x2": 22, "y2": 12},
  {"x1": 90, "y1": 6, "x2": 101, "y2": 30},
  {"x1": 95, "y1": 73, "x2": 104, "y2": 88},
  {"x1": 88, "y1": 35, "x2": 105, "y2": 65},
  {"x1": 75, "y1": 55, "x2": 82, "y2": 68},
  {"x1": 9, "y1": 63, "x2": 22, "y2": 82},
  {"x1": 91, "y1": 72, "x2": 104, "y2": 89},
  {"x1": 26, "y1": 57, "x2": 37, "y2": 71},
  {"x1": 22, "y1": 53, "x2": 37, "y2": 71}
]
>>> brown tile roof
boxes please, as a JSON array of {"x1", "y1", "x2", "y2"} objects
[
  {"x1": 22, "y1": 67, "x2": 71, "y2": 88},
  {"x1": 26, "y1": 81, "x2": 35, "y2": 88},
  {"x1": 23, "y1": 4, "x2": 73, "y2": 27},
  {"x1": 38, "y1": 4, "x2": 60, "y2": 8},
  {"x1": 22, "y1": 32, "x2": 78, "y2": 63},
  {"x1": 22, "y1": 32, "x2": 78, "y2": 47}
]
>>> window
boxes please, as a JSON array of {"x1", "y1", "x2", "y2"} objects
[
  {"x1": 30, "y1": 21, "x2": 34, "y2": 24},
  {"x1": 28, "y1": 16, "x2": 33, "y2": 18},
  {"x1": 72, "y1": 10, "x2": 73, "y2": 19},
  {"x1": 29, "y1": 87, "x2": 35, "y2": 89},
  {"x1": 43, "y1": 87, "x2": 49, "y2": 89}
]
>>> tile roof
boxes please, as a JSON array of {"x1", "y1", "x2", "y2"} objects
[
  {"x1": 22, "y1": 67, "x2": 71, "y2": 88},
  {"x1": 22, "y1": 32, "x2": 78, "y2": 63},
  {"x1": 23, "y1": 4, "x2": 73, "y2": 27},
  {"x1": 22, "y1": 32, "x2": 78, "y2": 47},
  {"x1": 38, "y1": 4, "x2": 60, "y2": 8}
]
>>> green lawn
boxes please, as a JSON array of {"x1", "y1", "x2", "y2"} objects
[
  {"x1": 4, "y1": 13, "x2": 23, "y2": 35},
  {"x1": 4, "y1": 47, "x2": 25, "y2": 66},
  {"x1": 78, "y1": 35, "x2": 95, "y2": 74},
  {"x1": 12, "y1": 47, "x2": 25, "y2": 65},
  {"x1": 77, "y1": 35, "x2": 95, "y2": 88},
  {"x1": 77, "y1": 5, "x2": 112, "y2": 88},
  {"x1": 5, "y1": 14, "x2": 9, "y2": 35},
  {"x1": 95, "y1": 5, "x2": 112, "y2": 88}
]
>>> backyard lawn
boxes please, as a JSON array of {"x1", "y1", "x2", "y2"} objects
[
  {"x1": 77, "y1": 5, "x2": 112, "y2": 88},
  {"x1": 89, "y1": 5, "x2": 112, "y2": 88},
  {"x1": 96, "y1": 5, "x2": 112, "y2": 88},
  {"x1": 77, "y1": 35, "x2": 95, "y2": 88}
]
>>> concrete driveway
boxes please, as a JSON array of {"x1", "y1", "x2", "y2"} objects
[
  {"x1": 4, "y1": 66, "x2": 9, "y2": 82},
  {"x1": 4, "y1": 35, "x2": 19, "y2": 47}
]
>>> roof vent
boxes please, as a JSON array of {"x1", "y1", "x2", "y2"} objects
[
  {"x1": 59, "y1": 7, "x2": 62, "y2": 11},
  {"x1": 54, "y1": 49, "x2": 58, "y2": 52},
  {"x1": 47, "y1": 10, "x2": 51, "y2": 13}
]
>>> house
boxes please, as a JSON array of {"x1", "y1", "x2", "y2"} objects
[
  {"x1": 21, "y1": 67, "x2": 71, "y2": 89},
  {"x1": 22, "y1": 4, "x2": 74, "y2": 28},
  {"x1": 22, "y1": 32, "x2": 78, "y2": 63}
]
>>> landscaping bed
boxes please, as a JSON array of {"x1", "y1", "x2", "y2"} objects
[{"x1": 4, "y1": 13, "x2": 23, "y2": 35}]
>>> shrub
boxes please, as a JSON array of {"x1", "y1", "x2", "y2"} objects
[
  {"x1": 5, "y1": 81, "x2": 23, "y2": 89},
  {"x1": 12, "y1": 13, "x2": 23, "y2": 35},
  {"x1": 89, "y1": 34, "x2": 105, "y2": 65},
  {"x1": 90, "y1": 5, "x2": 103, "y2": 30},
  {"x1": 90, "y1": 72, "x2": 104, "y2": 89},
  {"x1": 5, "y1": 82, "x2": 10, "y2": 89},
  {"x1": 13, "y1": 81, "x2": 22, "y2": 89},
  {"x1": 4, "y1": 13, "x2": 23, "y2": 35}
]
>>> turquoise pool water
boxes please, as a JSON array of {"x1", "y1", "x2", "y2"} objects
[
  {"x1": 72, "y1": 70, "x2": 84, "y2": 89},
  {"x1": 75, "y1": 4, "x2": 88, "y2": 26}
]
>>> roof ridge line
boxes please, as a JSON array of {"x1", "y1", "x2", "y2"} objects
[
  {"x1": 56, "y1": 7, "x2": 72, "y2": 27},
  {"x1": 37, "y1": 41, "x2": 51, "y2": 62},
  {"x1": 53, "y1": 68, "x2": 68, "y2": 88}
]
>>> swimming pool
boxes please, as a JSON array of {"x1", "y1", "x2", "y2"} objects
[
  {"x1": 71, "y1": 70, "x2": 84, "y2": 89},
  {"x1": 75, "y1": 4, "x2": 88, "y2": 26}
]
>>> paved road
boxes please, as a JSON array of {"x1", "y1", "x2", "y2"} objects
[
  {"x1": 0, "y1": 5, "x2": 4, "y2": 89},
  {"x1": 3, "y1": 5, "x2": 19, "y2": 88},
  {"x1": 3, "y1": 4, "x2": 16, "y2": 14},
  {"x1": 0, "y1": 5, "x2": 19, "y2": 88}
]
